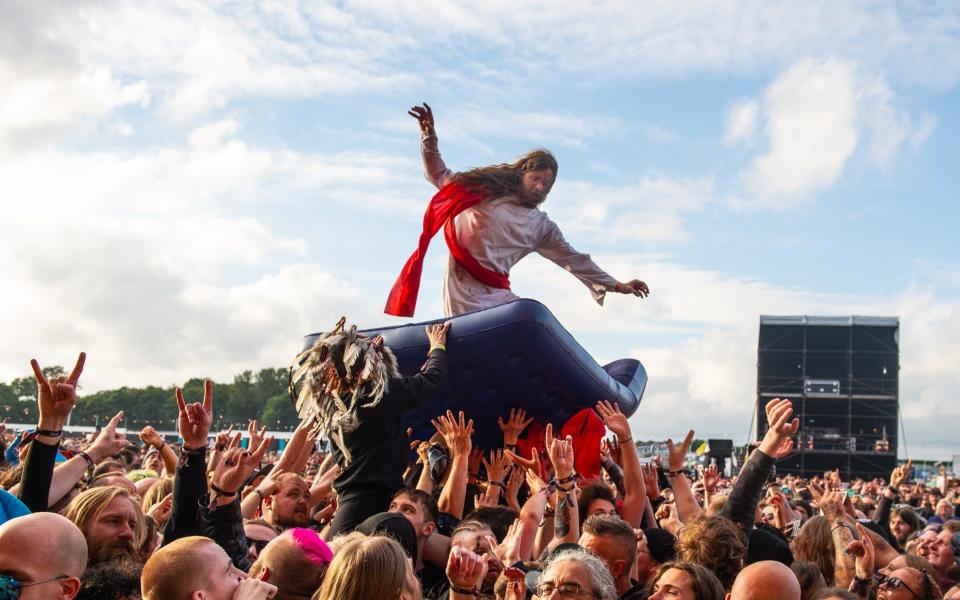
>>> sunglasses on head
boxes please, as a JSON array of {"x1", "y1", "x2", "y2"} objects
[{"x1": 0, "y1": 574, "x2": 69, "y2": 600}]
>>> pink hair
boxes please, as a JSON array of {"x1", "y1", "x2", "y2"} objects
[{"x1": 289, "y1": 528, "x2": 333, "y2": 566}]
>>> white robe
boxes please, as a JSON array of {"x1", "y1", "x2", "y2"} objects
[{"x1": 421, "y1": 132, "x2": 618, "y2": 317}]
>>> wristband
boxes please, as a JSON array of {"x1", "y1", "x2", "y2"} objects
[
  {"x1": 35, "y1": 428, "x2": 63, "y2": 437},
  {"x1": 449, "y1": 584, "x2": 480, "y2": 596},
  {"x1": 79, "y1": 451, "x2": 95, "y2": 470},
  {"x1": 430, "y1": 344, "x2": 446, "y2": 353},
  {"x1": 555, "y1": 472, "x2": 578, "y2": 485},
  {"x1": 210, "y1": 483, "x2": 239, "y2": 497},
  {"x1": 667, "y1": 470, "x2": 685, "y2": 477},
  {"x1": 488, "y1": 480, "x2": 505, "y2": 489}
]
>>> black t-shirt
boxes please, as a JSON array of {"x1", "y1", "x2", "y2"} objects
[
  {"x1": 331, "y1": 350, "x2": 447, "y2": 496},
  {"x1": 621, "y1": 579, "x2": 648, "y2": 600},
  {"x1": 419, "y1": 561, "x2": 449, "y2": 599}
]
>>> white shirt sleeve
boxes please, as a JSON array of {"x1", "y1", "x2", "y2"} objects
[
  {"x1": 536, "y1": 216, "x2": 618, "y2": 305},
  {"x1": 420, "y1": 131, "x2": 455, "y2": 189}
]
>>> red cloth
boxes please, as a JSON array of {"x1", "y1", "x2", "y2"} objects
[
  {"x1": 561, "y1": 408, "x2": 605, "y2": 481},
  {"x1": 385, "y1": 182, "x2": 510, "y2": 317},
  {"x1": 513, "y1": 409, "x2": 605, "y2": 482}
]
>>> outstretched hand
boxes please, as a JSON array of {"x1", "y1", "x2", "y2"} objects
[
  {"x1": 497, "y1": 408, "x2": 533, "y2": 445},
  {"x1": 176, "y1": 380, "x2": 214, "y2": 450},
  {"x1": 431, "y1": 410, "x2": 473, "y2": 457},
  {"x1": 87, "y1": 411, "x2": 129, "y2": 462},
  {"x1": 596, "y1": 400, "x2": 632, "y2": 442},
  {"x1": 408, "y1": 103, "x2": 435, "y2": 135},
  {"x1": 425, "y1": 321, "x2": 451, "y2": 348},
  {"x1": 544, "y1": 423, "x2": 575, "y2": 480},
  {"x1": 615, "y1": 280, "x2": 650, "y2": 298}
]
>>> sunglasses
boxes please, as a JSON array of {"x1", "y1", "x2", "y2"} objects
[
  {"x1": 878, "y1": 575, "x2": 923, "y2": 600},
  {"x1": 0, "y1": 574, "x2": 69, "y2": 600}
]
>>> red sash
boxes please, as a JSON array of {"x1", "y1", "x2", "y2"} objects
[{"x1": 385, "y1": 182, "x2": 510, "y2": 317}]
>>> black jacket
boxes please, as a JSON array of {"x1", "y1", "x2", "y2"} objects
[{"x1": 331, "y1": 348, "x2": 447, "y2": 497}]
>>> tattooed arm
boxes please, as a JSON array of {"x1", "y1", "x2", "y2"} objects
[
  {"x1": 822, "y1": 490, "x2": 857, "y2": 588},
  {"x1": 544, "y1": 423, "x2": 579, "y2": 550}
]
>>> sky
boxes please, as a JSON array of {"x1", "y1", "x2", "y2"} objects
[{"x1": 1, "y1": 1, "x2": 958, "y2": 459}]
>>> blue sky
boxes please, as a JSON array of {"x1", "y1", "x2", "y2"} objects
[{"x1": 1, "y1": 1, "x2": 958, "y2": 458}]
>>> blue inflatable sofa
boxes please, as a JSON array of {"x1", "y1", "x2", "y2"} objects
[{"x1": 300, "y1": 299, "x2": 647, "y2": 449}]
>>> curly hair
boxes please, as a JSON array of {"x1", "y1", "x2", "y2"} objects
[
  {"x1": 451, "y1": 149, "x2": 558, "y2": 207},
  {"x1": 675, "y1": 515, "x2": 746, "y2": 590}
]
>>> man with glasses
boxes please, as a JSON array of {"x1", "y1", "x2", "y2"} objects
[
  {"x1": 533, "y1": 547, "x2": 618, "y2": 600},
  {"x1": 0, "y1": 512, "x2": 87, "y2": 599}
]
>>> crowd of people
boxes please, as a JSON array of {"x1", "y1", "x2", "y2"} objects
[{"x1": 1, "y1": 343, "x2": 959, "y2": 600}]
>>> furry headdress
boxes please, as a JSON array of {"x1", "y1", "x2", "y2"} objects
[{"x1": 289, "y1": 317, "x2": 400, "y2": 464}]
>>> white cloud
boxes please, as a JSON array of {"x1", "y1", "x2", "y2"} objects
[
  {"x1": 724, "y1": 100, "x2": 759, "y2": 145},
  {"x1": 546, "y1": 176, "x2": 714, "y2": 244},
  {"x1": 730, "y1": 58, "x2": 937, "y2": 209}
]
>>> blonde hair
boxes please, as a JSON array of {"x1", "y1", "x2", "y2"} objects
[
  {"x1": 313, "y1": 534, "x2": 420, "y2": 600},
  {"x1": 141, "y1": 476, "x2": 173, "y2": 512},
  {"x1": 452, "y1": 149, "x2": 558, "y2": 207},
  {"x1": 62, "y1": 485, "x2": 146, "y2": 549},
  {"x1": 141, "y1": 536, "x2": 217, "y2": 600}
]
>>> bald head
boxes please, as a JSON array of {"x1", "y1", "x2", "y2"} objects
[
  {"x1": 0, "y1": 512, "x2": 88, "y2": 576},
  {"x1": 730, "y1": 560, "x2": 801, "y2": 600}
]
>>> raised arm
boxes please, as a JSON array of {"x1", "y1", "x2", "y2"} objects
[
  {"x1": 18, "y1": 353, "x2": 84, "y2": 512},
  {"x1": 536, "y1": 219, "x2": 649, "y2": 306},
  {"x1": 435, "y1": 410, "x2": 474, "y2": 520},
  {"x1": 544, "y1": 423, "x2": 579, "y2": 548},
  {"x1": 163, "y1": 380, "x2": 214, "y2": 546},
  {"x1": 721, "y1": 398, "x2": 798, "y2": 532},
  {"x1": 140, "y1": 425, "x2": 177, "y2": 476},
  {"x1": 665, "y1": 429, "x2": 701, "y2": 523},
  {"x1": 596, "y1": 400, "x2": 647, "y2": 527},
  {"x1": 410, "y1": 103, "x2": 454, "y2": 189}
]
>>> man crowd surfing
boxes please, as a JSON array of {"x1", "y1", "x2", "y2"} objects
[
  {"x1": 1, "y1": 342, "x2": 959, "y2": 600},
  {"x1": 1, "y1": 104, "x2": 958, "y2": 599}
]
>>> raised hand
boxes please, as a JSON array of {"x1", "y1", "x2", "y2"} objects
[
  {"x1": 215, "y1": 425, "x2": 235, "y2": 451},
  {"x1": 31, "y1": 352, "x2": 85, "y2": 431},
  {"x1": 139, "y1": 425, "x2": 164, "y2": 449},
  {"x1": 146, "y1": 494, "x2": 173, "y2": 525},
  {"x1": 482, "y1": 449, "x2": 510, "y2": 485},
  {"x1": 656, "y1": 502, "x2": 682, "y2": 535},
  {"x1": 497, "y1": 408, "x2": 534, "y2": 445},
  {"x1": 425, "y1": 321, "x2": 451, "y2": 348},
  {"x1": 667, "y1": 430, "x2": 694, "y2": 473},
  {"x1": 86, "y1": 411, "x2": 129, "y2": 462},
  {"x1": 212, "y1": 436, "x2": 273, "y2": 498},
  {"x1": 596, "y1": 400, "x2": 633, "y2": 443},
  {"x1": 641, "y1": 461, "x2": 660, "y2": 500},
  {"x1": 701, "y1": 463, "x2": 720, "y2": 492},
  {"x1": 505, "y1": 446, "x2": 542, "y2": 476},
  {"x1": 431, "y1": 410, "x2": 473, "y2": 457},
  {"x1": 614, "y1": 279, "x2": 650, "y2": 298},
  {"x1": 890, "y1": 460, "x2": 912, "y2": 488},
  {"x1": 504, "y1": 466, "x2": 525, "y2": 511},
  {"x1": 493, "y1": 521, "x2": 526, "y2": 565},
  {"x1": 446, "y1": 544, "x2": 489, "y2": 595},
  {"x1": 759, "y1": 398, "x2": 799, "y2": 460},
  {"x1": 846, "y1": 522, "x2": 875, "y2": 581},
  {"x1": 408, "y1": 103, "x2": 436, "y2": 135},
  {"x1": 502, "y1": 566, "x2": 527, "y2": 600},
  {"x1": 544, "y1": 423, "x2": 575, "y2": 480},
  {"x1": 176, "y1": 380, "x2": 213, "y2": 450},
  {"x1": 248, "y1": 419, "x2": 268, "y2": 453},
  {"x1": 819, "y1": 490, "x2": 846, "y2": 523}
]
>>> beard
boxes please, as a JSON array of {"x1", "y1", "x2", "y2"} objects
[{"x1": 90, "y1": 539, "x2": 140, "y2": 567}]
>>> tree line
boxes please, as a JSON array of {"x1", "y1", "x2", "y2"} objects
[{"x1": 0, "y1": 366, "x2": 299, "y2": 431}]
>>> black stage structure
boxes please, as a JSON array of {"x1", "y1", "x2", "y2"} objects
[{"x1": 755, "y1": 315, "x2": 899, "y2": 479}]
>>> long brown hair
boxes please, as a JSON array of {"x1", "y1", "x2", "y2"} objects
[{"x1": 452, "y1": 149, "x2": 558, "y2": 206}]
